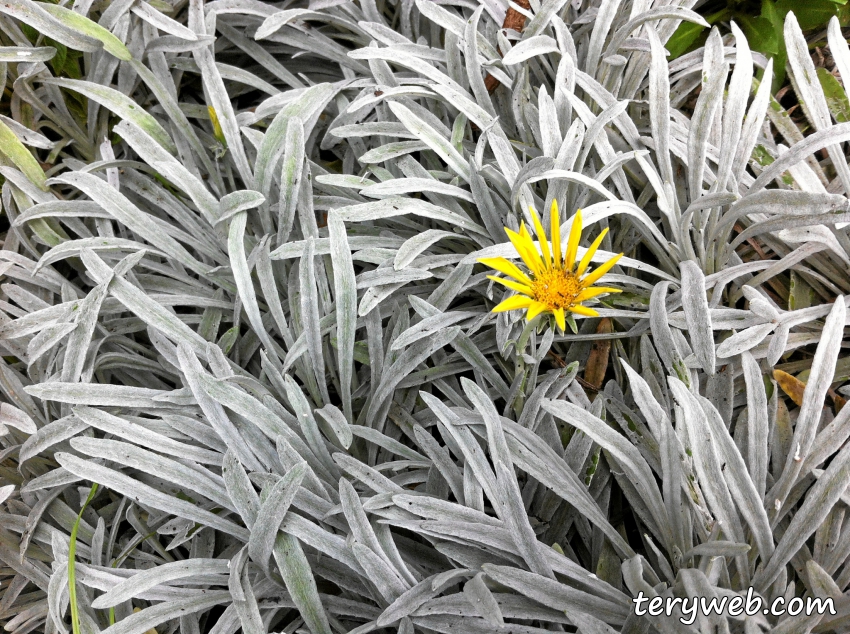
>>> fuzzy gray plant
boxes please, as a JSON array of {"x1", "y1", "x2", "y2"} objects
[{"x1": 1, "y1": 0, "x2": 850, "y2": 633}]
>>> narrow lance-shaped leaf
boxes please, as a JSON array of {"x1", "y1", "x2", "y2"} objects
[
  {"x1": 388, "y1": 101, "x2": 471, "y2": 182},
  {"x1": 680, "y1": 261, "x2": 715, "y2": 375},
  {"x1": 0, "y1": 118, "x2": 47, "y2": 191},
  {"x1": 40, "y1": 2, "x2": 131, "y2": 59},
  {"x1": 277, "y1": 117, "x2": 305, "y2": 245},
  {"x1": 248, "y1": 463, "x2": 306, "y2": 579},
  {"x1": 300, "y1": 238, "x2": 330, "y2": 405},
  {"x1": 328, "y1": 211, "x2": 356, "y2": 422},
  {"x1": 273, "y1": 532, "x2": 333, "y2": 634},
  {"x1": 742, "y1": 351, "x2": 769, "y2": 498},
  {"x1": 688, "y1": 29, "x2": 726, "y2": 201},
  {"x1": 45, "y1": 79, "x2": 176, "y2": 154},
  {"x1": 770, "y1": 297, "x2": 846, "y2": 515},
  {"x1": 229, "y1": 211, "x2": 280, "y2": 360},
  {"x1": 0, "y1": 0, "x2": 101, "y2": 54}
]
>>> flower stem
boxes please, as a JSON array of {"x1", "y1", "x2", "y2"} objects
[{"x1": 69, "y1": 483, "x2": 99, "y2": 634}]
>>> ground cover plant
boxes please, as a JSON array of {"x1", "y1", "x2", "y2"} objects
[{"x1": 1, "y1": 0, "x2": 850, "y2": 632}]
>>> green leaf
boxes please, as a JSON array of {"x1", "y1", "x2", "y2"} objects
[
  {"x1": 19, "y1": 23, "x2": 37, "y2": 44},
  {"x1": 47, "y1": 38, "x2": 66, "y2": 75},
  {"x1": 776, "y1": 0, "x2": 842, "y2": 30},
  {"x1": 0, "y1": 118, "x2": 47, "y2": 190},
  {"x1": 218, "y1": 326, "x2": 239, "y2": 354},
  {"x1": 59, "y1": 48, "x2": 83, "y2": 79},
  {"x1": 738, "y1": 15, "x2": 780, "y2": 58},
  {"x1": 666, "y1": 7, "x2": 733, "y2": 59},
  {"x1": 664, "y1": 21, "x2": 706, "y2": 59},
  {"x1": 40, "y1": 3, "x2": 132, "y2": 60},
  {"x1": 789, "y1": 271, "x2": 815, "y2": 310},
  {"x1": 817, "y1": 67, "x2": 850, "y2": 123},
  {"x1": 0, "y1": 0, "x2": 101, "y2": 52},
  {"x1": 760, "y1": 0, "x2": 788, "y2": 90},
  {"x1": 761, "y1": 0, "x2": 783, "y2": 34},
  {"x1": 752, "y1": 144, "x2": 775, "y2": 167},
  {"x1": 330, "y1": 337, "x2": 371, "y2": 366}
]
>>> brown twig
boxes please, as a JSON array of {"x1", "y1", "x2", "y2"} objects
[
  {"x1": 546, "y1": 349, "x2": 602, "y2": 393},
  {"x1": 547, "y1": 349, "x2": 566, "y2": 368},
  {"x1": 575, "y1": 376, "x2": 600, "y2": 393},
  {"x1": 733, "y1": 223, "x2": 770, "y2": 260}
]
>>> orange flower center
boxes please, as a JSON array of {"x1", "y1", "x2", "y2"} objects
[{"x1": 531, "y1": 267, "x2": 583, "y2": 310}]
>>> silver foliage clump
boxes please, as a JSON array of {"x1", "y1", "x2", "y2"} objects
[{"x1": 1, "y1": 0, "x2": 850, "y2": 632}]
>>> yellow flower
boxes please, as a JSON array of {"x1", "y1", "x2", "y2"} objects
[{"x1": 479, "y1": 201, "x2": 623, "y2": 331}]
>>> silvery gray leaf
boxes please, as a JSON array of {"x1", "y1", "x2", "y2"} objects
[{"x1": 3, "y1": 1, "x2": 850, "y2": 631}]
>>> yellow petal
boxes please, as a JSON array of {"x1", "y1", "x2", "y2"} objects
[
  {"x1": 576, "y1": 227, "x2": 609, "y2": 277},
  {"x1": 488, "y1": 275, "x2": 533, "y2": 295},
  {"x1": 530, "y1": 206, "x2": 552, "y2": 268},
  {"x1": 550, "y1": 199, "x2": 561, "y2": 268},
  {"x1": 575, "y1": 286, "x2": 621, "y2": 302},
  {"x1": 519, "y1": 221, "x2": 533, "y2": 242},
  {"x1": 519, "y1": 221, "x2": 548, "y2": 269},
  {"x1": 492, "y1": 295, "x2": 533, "y2": 312},
  {"x1": 581, "y1": 253, "x2": 623, "y2": 287},
  {"x1": 506, "y1": 227, "x2": 544, "y2": 275},
  {"x1": 478, "y1": 257, "x2": 533, "y2": 286},
  {"x1": 526, "y1": 301, "x2": 548, "y2": 321},
  {"x1": 553, "y1": 308, "x2": 566, "y2": 331},
  {"x1": 564, "y1": 209, "x2": 583, "y2": 271},
  {"x1": 576, "y1": 227, "x2": 608, "y2": 277},
  {"x1": 568, "y1": 304, "x2": 599, "y2": 317}
]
